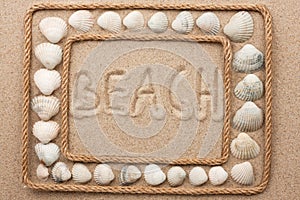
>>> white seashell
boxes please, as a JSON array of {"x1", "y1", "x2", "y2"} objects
[
  {"x1": 234, "y1": 74, "x2": 264, "y2": 101},
  {"x1": 231, "y1": 132, "x2": 260, "y2": 160},
  {"x1": 52, "y1": 162, "x2": 72, "y2": 182},
  {"x1": 39, "y1": 17, "x2": 67, "y2": 43},
  {"x1": 97, "y1": 11, "x2": 121, "y2": 33},
  {"x1": 147, "y1": 12, "x2": 168, "y2": 33},
  {"x1": 231, "y1": 161, "x2": 254, "y2": 185},
  {"x1": 171, "y1": 11, "x2": 194, "y2": 34},
  {"x1": 72, "y1": 163, "x2": 92, "y2": 184},
  {"x1": 232, "y1": 44, "x2": 264, "y2": 73},
  {"x1": 32, "y1": 120, "x2": 59, "y2": 144},
  {"x1": 167, "y1": 166, "x2": 186, "y2": 187},
  {"x1": 123, "y1": 11, "x2": 144, "y2": 31},
  {"x1": 120, "y1": 165, "x2": 142, "y2": 185},
  {"x1": 233, "y1": 101, "x2": 263, "y2": 132},
  {"x1": 34, "y1": 69, "x2": 61, "y2": 95},
  {"x1": 189, "y1": 167, "x2": 208, "y2": 186},
  {"x1": 196, "y1": 12, "x2": 220, "y2": 35},
  {"x1": 208, "y1": 166, "x2": 228, "y2": 186},
  {"x1": 94, "y1": 164, "x2": 115, "y2": 185},
  {"x1": 223, "y1": 11, "x2": 254, "y2": 43},
  {"x1": 68, "y1": 10, "x2": 94, "y2": 32},
  {"x1": 35, "y1": 143, "x2": 60, "y2": 166},
  {"x1": 31, "y1": 95, "x2": 60, "y2": 121},
  {"x1": 144, "y1": 164, "x2": 166, "y2": 186},
  {"x1": 36, "y1": 163, "x2": 49, "y2": 181},
  {"x1": 34, "y1": 43, "x2": 62, "y2": 69}
]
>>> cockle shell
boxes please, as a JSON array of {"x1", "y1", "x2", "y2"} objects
[
  {"x1": 189, "y1": 167, "x2": 208, "y2": 186},
  {"x1": 68, "y1": 10, "x2": 94, "y2": 32},
  {"x1": 196, "y1": 12, "x2": 220, "y2": 35},
  {"x1": 34, "y1": 69, "x2": 61, "y2": 95},
  {"x1": 120, "y1": 165, "x2": 142, "y2": 185},
  {"x1": 233, "y1": 101, "x2": 263, "y2": 132},
  {"x1": 123, "y1": 11, "x2": 144, "y2": 31},
  {"x1": 231, "y1": 132, "x2": 260, "y2": 160},
  {"x1": 208, "y1": 166, "x2": 228, "y2": 186},
  {"x1": 233, "y1": 44, "x2": 264, "y2": 73},
  {"x1": 94, "y1": 164, "x2": 115, "y2": 185},
  {"x1": 35, "y1": 143, "x2": 60, "y2": 166},
  {"x1": 32, "y1": 120, "x2": 59, "y2": 144},
  {"x1": 39, "y1": 17, "x2": 67, "y2": 43},
  {"x1": 31, "y1": 95, "x2": 60, "y2": 121},
  {"x1": 72, "y1": 163, "x2": 92, "y2": 184},
  {"x1": 223, "y1": 11, "x2": 254, "y2": 43},
  {"x1": 147, "y1": 12, "x2": 168, "y2": 33},
  {"x1": 171, "y1": 11, "x2": 194, "y2": 34},
  {"x1": 97, "y1": 11, "x2": 121, "y2": 33},
  {"x1": 144, "y1": 164, "x2": 166, "y2": 186},
  {"x1": 36, "y1": 163, "x2": 49, "y2": 181},
  {"x1": 34, "y1": 43, "x2": 62, "y2": 69},
  {"x1": 52, "y1": 162, "x2": 72, "y2": 183},
  {"x1": 167, "y1": 166, "x2": 186, "y2": 187},
  {"x1": 231, "y1": 161, "x2": 254, "y2": 185},
  {"x1": 234, "y1": 74, "x2": 264, "y2": 101}
]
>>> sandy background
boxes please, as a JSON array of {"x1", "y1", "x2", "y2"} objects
[{"x1": 0, "y1": 0, "x2": 299, "y2": 199}]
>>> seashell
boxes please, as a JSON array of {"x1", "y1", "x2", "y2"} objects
[
  {"x1": 144, "y1": 164, "x2": 166, "y2": 186},
  {"x1": 32, "y1": 120, "x2": 59, "y2": 144},
  {"x1": 72, "y1": 163, "x2": 92, "y2": 184},
  {"x1": 231, "y1": 132, "x2": 260, "y2": 160},
  {"x1": 167, "y1": 166, "x2": 186, "y2": 187},
  {"x1": 123, "y1": 11, "x2": 144, "y2": 31},
  {"x1": 52, "y1": 162, "x2": 72, "y2": 182},
  {"x1": 233, "y1": 101, "x2": 263, "y2": 132},
  {"x1": 97, "y1": 11, "x2": 121, "y2": 33},
  {"x1": 31, "y1": 95, "x2": 60, "y2": 121},
  {"x1": 223, "y1": 11, "x2": 253, "y2": 43},
  {"x1": 231, "y1": 161, "x2": 254, "y2": 185},
  {"x1": 147, "y1": 12, "x2": 168, "y2": 33},
  {"x1": 232, "y1": 44, "x2": 264, "y2": 73},
  {"x1": 208, "y1": 166, "x2": 228, "y2": 186},
  {"x1": 94, "y1": 164, "x2": 115, "y2": 185},
  {"x1": 171, "y1": 11, "x2": 194, "y2": 34},
  {"x1": 68, "y1": 10, "x2": 94, "y2": 32},
  {"x1": 36, "y1": 163, "x2": 49, "y2": 181},
  {"x1": 120, "y1": 165, "x2": 142, "y2": 185},
  {"x1": 234, "y1": 74, "x2": 264, "y2": 101},
  {"x1": 196, "y1": 12, "x2": 220, "y2": 35},
  {"x1": 188, "y1": 167, "x2": 208, "y2": 186},
  {"x1": 34, "y1": 43, "x2": 62, "y2": 69},
  {"x1": 39, "y1": 17, "x2": 67, "y2": 43},
  {"x1": 34, "y1": 69, "x2": 61, "y2": 95},
  {"x1": 35, "y1": 143, "x2": 60, "y2": 166}
]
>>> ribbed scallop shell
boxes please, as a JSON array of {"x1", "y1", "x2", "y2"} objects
[
  {"x1": 144, "y1": 164, "x2": 166, "y2": 186},
  {"x1": 208, "y1": 166, "x2": 228, "y2": 186},
  {"x1": 94, "y1": 164, "x2": 115, "y2": 185},
  {"x1": 35, "y1": 143, "x2": 60, "y2": 166},
  {"x1": 123, "y1": 11, "x2": 144, "y2": 31},
  {"x1": 39, "y1": 17, "x2": 67, "y2": 43},
  {"x1": 167, "y1": 166, "x2": 186, "y2": 187},
  {"x1": 97, "y1": 11, "x2": 121, "y2": 33},
  {"x1": 32, "y1": 120, "x2": 59, "y2": 144},
  {"x1": 196, "y1": 12, "x2": 220, "y2": 35},
  {"x1": 34, "y1": 69, "x2": 61, "y2": 95},
  {"x1": 120, "y1": 165, "x2": 141, "y2": 185},
  {"x1": 231, "y1": 132, "x2": 260, "y2": 160},
  {"x1": 36, "y1": 163, "x2": 49, "y2": 181},
  {"x1": 34, "y1": 43, "x2": 62, "y2": 69},
  {"x1": 223, "y1": 11, "x2": 253, "y2": 43},
  {"x1": 234, "y1": 74, "x2": 264, "y2": 101},
  {"x1": 233, "y1": 44, "x2": 264, "y2": 73},
  {"x1": 31, "y1": 95, "x2": 60, "y2": 121},
  {"x1": 233, "y1": 101, "x2": 263, "y2": 132},
  {"x1": 189, "y1": 167, "x2": 208, "y2": 186},
  {"x1": 171, "y1": 11, "x2": 194, "y2": 34},
  {"x1": 72, "y1": 163, "x2": 92, "y2": 184},
  {"x1": 231, "y1": 161, "x2": 254, "y2": 185},
  {"x1": 147, "y1": 12, "x2": 168, "y2": 33},
  {"x1": 52, "y1": 162, "x2": 71, "y2": 183},
  {"x1": 68, "y1": 10, "x2": 94, "y2": 32}
]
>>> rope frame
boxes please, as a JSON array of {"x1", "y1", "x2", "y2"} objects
[{"x1": 22, "y1": 3, "x2": 272, "y2": 195}]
